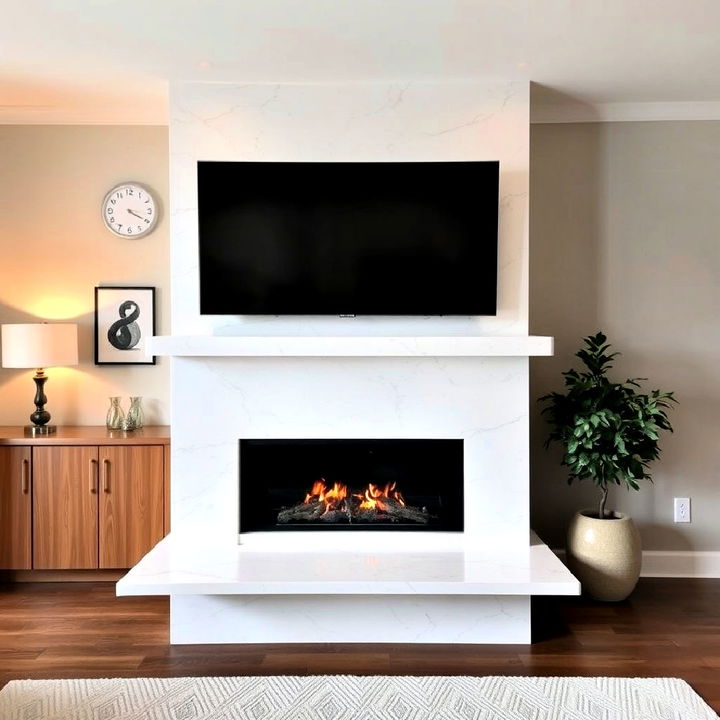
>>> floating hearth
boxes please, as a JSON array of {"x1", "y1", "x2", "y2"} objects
[{"x1": 277, "y1": 478, "x2": 430, "y2": 525}]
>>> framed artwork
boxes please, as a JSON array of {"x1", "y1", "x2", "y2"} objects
[{"x1": 94, "y1": 286, "x2": 156, "y2": 365}]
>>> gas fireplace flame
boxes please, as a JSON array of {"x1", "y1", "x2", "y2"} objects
[
  {"x1": 303, "y1": 478, "x2": 348, "y2": 514},
  {"x1": 279, "y1": 477, "x2": 427, "y2": 525},
  {"x1": 302, "y1": 478, "x2": 406, "y2": 514},
  {"x1": 304, "y1": 479, "x2": 330, "y2": 504},
  {"x1": 356, "y1": 482, "x2": 406, "y2": 511}
]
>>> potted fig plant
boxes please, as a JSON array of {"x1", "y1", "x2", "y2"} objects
[{"x1": 539, "y1": 332, "x2": 676, "y2": 601}]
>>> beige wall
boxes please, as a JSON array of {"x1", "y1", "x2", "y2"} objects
[
  {"x1": 0, "y1": 125, "x2": 170, "y2": 425},
  {"x1": 530, "y1": 121, "x2": 720, "y2": 551}
]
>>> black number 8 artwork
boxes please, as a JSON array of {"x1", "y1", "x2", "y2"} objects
[{"x1": 107, "y1": 300, "x2": 141, "y2": 350}]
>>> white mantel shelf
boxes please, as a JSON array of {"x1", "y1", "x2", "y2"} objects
[{"x1": 148, "y1": 334, "x2": 553, "y2": 358}]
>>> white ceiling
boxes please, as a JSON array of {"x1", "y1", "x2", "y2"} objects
[{"x1": 3, "y1": 0, "x2": 720, "y2": 124}]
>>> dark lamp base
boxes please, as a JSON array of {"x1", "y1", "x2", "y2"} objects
[{"x1": 24, "y1": 425, "x2": 57, "y2": 437}]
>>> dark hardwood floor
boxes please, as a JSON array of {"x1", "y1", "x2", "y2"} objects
[{"x1": 0, "y1": 578, "x2": 718, "y2": 713}]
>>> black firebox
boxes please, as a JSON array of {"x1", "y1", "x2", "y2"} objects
[{"x1": 240, "y1": 439, "x2": 464, "y2": 533}]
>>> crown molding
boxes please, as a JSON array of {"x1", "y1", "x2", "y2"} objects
[
  {"x1": 0, "y1": 104, "x2": 167, "y2": 125},
  {"x1": 531, "y1": 100, "x2": 720, "y2": 124},
  {"x1": 4, "y1": 97, "x2": 720, "y2": 126}
]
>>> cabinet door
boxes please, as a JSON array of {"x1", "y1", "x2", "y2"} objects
[
  {"x1": 33, "y1": 447, "x2": 99, "y2": 569},
  {"x1": 0, "y1": 447, "x2": 32, "y2": 569},
  {"x1": 99, "y1": 446, "x2": 164, "y2": 568}
]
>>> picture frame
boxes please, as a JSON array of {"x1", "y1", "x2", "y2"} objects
[{"x1": 94, "y1": 286, "x2": 156, "y2": 365}]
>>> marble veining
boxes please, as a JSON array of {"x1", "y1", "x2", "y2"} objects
[
  {"x1": 169, "y1": 595, "x2": 532, "y2": 644},
  {"x1": 169, "y1": 81, "x2": 529, "y2": 337},
  {"x1": 169, "y1": 355, "x2": 530, "y2": 547}
]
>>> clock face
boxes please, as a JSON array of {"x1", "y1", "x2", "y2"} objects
[{"x1": 102, "y1": 183, "x2": 158, "y2": 238}]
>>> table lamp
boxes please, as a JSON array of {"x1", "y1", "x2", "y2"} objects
[{"x1": 1, "y1": 323, "x2": 79, "y2": 435}]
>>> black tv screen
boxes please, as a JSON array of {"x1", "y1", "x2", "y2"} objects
[{"x1": 198, "y1": 161, "x2": 498, "y2": 315}]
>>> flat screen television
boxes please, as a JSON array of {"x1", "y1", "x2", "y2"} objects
[{"x1": 198, "y1": 161, "x2": 499, "y2": 315}]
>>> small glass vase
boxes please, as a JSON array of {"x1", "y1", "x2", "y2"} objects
[
  {"x1": 126, "y1": 396, "x2": 145, "y2": 429},
  {"x1": 106, "y1": 397, "x2": 125, "y2": 430}
]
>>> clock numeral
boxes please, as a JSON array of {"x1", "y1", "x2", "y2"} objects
[
  {"x1": 116, "y1": 223, "x2": 123, "y2": 230},
  {"x1": 138, "y1": 191, "x2": 143, "y2": 199},
  {"x1": 147, "y1": 208, "x2": 153, "y2": 214},
  {"x1": 144, "y1": 218, "x2": 150, "y2": 224},
  {"x1": 110, "y1": 198, "x2": 116, "y2": 205},
  {"x1": 144, "y1": 198, "x2": 150, "y2": 204},
  {"x1": 137, "y1": 225, "x2": 143, "y2": 231},
  {"x1": 107, "y1": 207, "x2": 113, "y2": 215},
  {"x1": 127, "y1": 188, "x2": 134, "y2": 195},
  {"x1": 116, "y1": 191, "x2": 123, "y2": 199},
  {"x1": 127, "y1": 227, "x2": 133, "y2": 234}
]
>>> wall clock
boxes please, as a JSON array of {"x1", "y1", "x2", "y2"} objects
[{"x1": 101, "y1": 182, "x2": 158, "y2": 238}]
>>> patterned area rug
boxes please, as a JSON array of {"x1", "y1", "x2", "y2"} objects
[{"x1": 0, "y1": 675, "x2": 716, "y2": 720}]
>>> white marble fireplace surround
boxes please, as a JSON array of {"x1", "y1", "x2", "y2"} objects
[
  {"x1": 118, "y1": 338, "x2": 579, "y2": 643},
  {"x1": 116, "y1": 80, "x2": 580, "y2": 644}
]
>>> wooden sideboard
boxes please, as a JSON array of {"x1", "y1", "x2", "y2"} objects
[{"x1": 0, "y1": 426, "x2": 170, "y2": 572}]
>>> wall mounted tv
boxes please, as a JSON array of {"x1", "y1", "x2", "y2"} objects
[{"x1": 198, "y1": 161, "x2": 499, "y2": 316}]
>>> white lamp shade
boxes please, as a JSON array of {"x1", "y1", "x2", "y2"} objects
[{"x1": 1, "y1": 323, "x2": 79, "y2": 369}]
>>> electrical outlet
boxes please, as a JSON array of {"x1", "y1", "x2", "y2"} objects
[{"x1": 674, "y1": 497, "x2": 691, "y2": 523}]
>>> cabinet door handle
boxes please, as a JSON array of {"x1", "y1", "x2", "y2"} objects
[
  {"x1": 89, "y1": 458, "x2": 98, "y2": 493},
  {"x1": 21, "y1": 458, "x2": 29, "y2": 494},
  {"x1": 102, "y1": 458, "x2": 110, "y2": 493}
]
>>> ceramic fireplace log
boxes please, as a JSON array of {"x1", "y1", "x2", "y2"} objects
[
  {"x1": 355, "y1": 501, "x2": 429, "y2": 525},
  {"x1": 277, "y1": 502, "x2": 350, "y2": 524},
  {"x1": 277, "y1": 502, "x2": 325, "y2": 524},
  {"x1": 276, "y1": 497, "x2": 429, "y2": 525}
]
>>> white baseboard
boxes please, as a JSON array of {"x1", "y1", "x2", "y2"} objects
[
  {"x1": 552, "y1": 549, "x2": 720, "y2": 579},
  {"x1": 639, "y1": 551, "x2": 720, "y2": 578}
]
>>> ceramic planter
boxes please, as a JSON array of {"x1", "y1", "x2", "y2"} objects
[{"x1": 566, "y1": 510, "x2": 641, "y2": 601}]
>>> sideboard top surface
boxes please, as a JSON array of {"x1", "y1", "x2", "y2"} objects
[{"x1": 0, "y1": 426, "x2": 170, "y2": 446}]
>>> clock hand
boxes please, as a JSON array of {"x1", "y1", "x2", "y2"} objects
[{"x1": 127, "y1": 209, "x2": 144, "y2": 220}]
